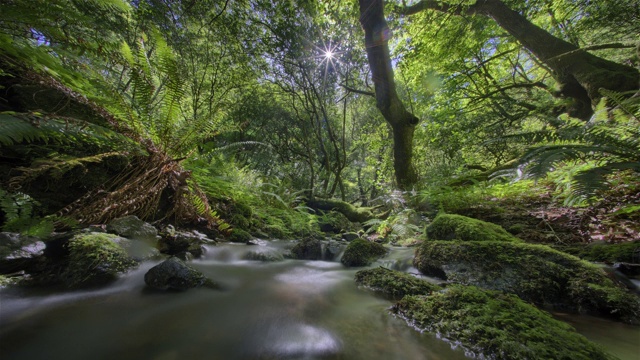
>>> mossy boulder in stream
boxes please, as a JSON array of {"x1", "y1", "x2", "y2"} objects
[
  {"x1": 355, "y1": 267, "x2": 441, "y2": 299},
  {"x1": 144, "y1": 257, "x2": 218, "y2": 291},
  {"x1": 414, "y1": 240, "x2": 640, "y2": 323},
  {"x1": 341, "y1": 239, "x2": 387, "y2": 267},
  {"x1": 106, "y1": 215, "x2": 158, "y2": 241},
  {"x1": 555, "y1": 241, "x2": 640, "y2": 264},
  {"x1": 392, "y1": 285, "x2": 612, "y2": 360},
  {"x1": 425, "y1": 214, "x2": 522, "y2": 242},
  {"x1": 229, "y1": 228, "x2": 252, "y2": 243},
  {"x1": 290, "y1": 237, "x2": 323, "y2": 260},
  {"x1": 61, "y1": 232, "x2": 137, "y2": 288}
]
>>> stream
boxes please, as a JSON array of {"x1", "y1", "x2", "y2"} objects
[{"x1": 0, "y1": 241, "x2": 638, "y2": 360}]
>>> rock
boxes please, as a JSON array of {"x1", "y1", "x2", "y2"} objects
[
  {"x1": 290, "y1": 237, "x2": 323, "y2": 260},
  {"x1": 106, "y1": 216, "x2": 158, "y2": 241},
  {"x1": 341, "y1": 232, "x2": 360, "y2": 242},
  {"x1": 424, "y1": 214, "x2": 522, "y2": 242},
  {"x1": 157, "y1": 229, "x2": 213, "y2": 258},
  {"x1": 615, "y1": 262, "x2": 640, "y2": 278},
  {"x1": 340, "y1": 239, "x2": 387, "y2": 267},
  {"x1": 61, "y1": 232, "x2": 138, "y2": 288},
  {"x1": 229, "y1": 228, "x2": 252, "y2": 243},
  {"x1": 144, "y1": 257, "x2": 218, "y2": 291},
  {"x1": 414, "y1": 240, "x2": 640, "y2": 323},
  {"x1": 318, "y1": 211, "x2": 355, "y2": 233},
  {"x1": 392, "y1": 285, "x2": 611, "y2": 360},
  {"x1": 0, "y1": 232, "x2": 46, "y2": 274},
  {"x1": 323, "y1": 241, "x2": 344, "y2": 261},
  {"x1": 355, "y1": 267, "x2": 441, "y2": 299},
  {"x1": 243, "y1": 250, "x2": 284, "y2": 262}
]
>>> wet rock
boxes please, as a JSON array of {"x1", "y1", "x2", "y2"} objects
[
  {"x1": 157, "y1": 229, "x2": 213, "y2": 258},
  {"x1": 341, "y1": 239, "x2": 387, "y2": 267},
  {"x1": 341, "y1": 232, "x2": 360, "y2": 242},
  {"x1": 323, "y1": 241, "x2": 344, "y2": 261},
  {"x1": 229, "y1": 228, "x2": 252, "y2": 243},
  {"x1": 393, "y1": 285, "x2": 611, "y2": 360},
  {"x1": 61, "y1": 232, "x2": 138, "y2": 288},
  {"x1": 414, "y1": 240, "x2": 640, "y2": 323},
  {"x1": 144, "y1": 257, "x2": 218, "y2": 291},
  {"x1": 424, "y1": 214, "x2": 522, "y2": 242},
  {"x1": 0, "y1": 232, "x2": 46, "y2": 273},
  {"x1": 355, "y1": 267, "x2": 441, "y2": 299},
  {"x1": 243, "y1": 250, "x2": 284, "y2": 262},
  {"x1": 106, "y1": 216, "x2": 158, "y2": 241},
  {"x1": 615, "y1": 262, "x2": 640, "y2": 278},
  {"x1": 290, "y1": 237, "x2": 323, "y2": 260}
]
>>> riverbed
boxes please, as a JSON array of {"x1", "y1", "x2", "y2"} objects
[{"x1": 0, "y1": 241, "x2": 638, "y2": 359}]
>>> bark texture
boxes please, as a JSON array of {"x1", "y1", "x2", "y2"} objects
[{"x1": 359, "y1": 0, "x2": 419, "y2": 190}]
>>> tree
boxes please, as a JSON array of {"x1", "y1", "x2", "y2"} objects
[
  {"x1": 358, "y1": 0, "x2": 419, "y2": 190},
  {"x1": 396, "y1": 0, "x2": 639, "y2": 120}
]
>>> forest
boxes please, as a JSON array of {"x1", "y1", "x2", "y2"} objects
[{"x1": 0, "y1": 1, "x2": 639, "y2": 359}]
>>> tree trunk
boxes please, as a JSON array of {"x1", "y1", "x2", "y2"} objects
[
  {"x1": 400, "y1": 0, "x2": 640, "y2": 120},
  {"x1": 359, "y1": 0, "x2": 419, "y2": 189}
]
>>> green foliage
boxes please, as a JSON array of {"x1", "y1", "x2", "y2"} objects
[
  {"x1": 340, "y1": 239, "x2": 388, "y2": 267},
  {"x1": 62, "y1": 232, "x2": 137, "y2": 288},
  {"x1": 364, "y1": 209, "x2": 422, "y2": 245},
  {"x1": 393, "y1": 285, "x2": 613, "y2": 360},
  {"x1": 424, "y1": 214, "x2": 522, "y2": 242},
  {"x1": 508, "y1": 94, "x2": 640, "y2": 203},
  {"x1": 0, "y1": 188, "x2": 55, "y2": 237},
  {"x1": 355, "y1": 267, "x2": 441, "y2": 300}
]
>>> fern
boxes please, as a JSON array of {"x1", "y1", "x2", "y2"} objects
[{"x1": 509, "y1": 92, "x2": 640, "y2": 200}]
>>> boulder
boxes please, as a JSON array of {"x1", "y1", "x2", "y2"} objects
[
  {"x1": 340, "y1": 239, "x2": 387, "y2": 267},
  {"x1": 424, "y1": 214, "x2": 522, "y2": 242},
  {"x1": 106, "y1": 216, "x2": 158, "y2": 241},
  {"x1": 229, "y1": 228, "x2": 252, "y2": 243},
  {"x1": 414, "y1": 240, "x2": 640, "y2": 323},
  {"x1": 323, "y1": 241, "x2": 344, "y2": 261},
  {"x1": 0, "y1": 232, "x2": 46, "y2": 273},
  {"x1": 341, "y1": 232, "x2": 360, "y2": 242},
  {"x1": 61, "y1": 232, "x2": 137, "y2": 288},
  {"x1": 290, "y1": 237, "x2": 323, "y2": 260},
  {"x1": 355, "y1": 267, "x2": 441, "y2": 299},
  {"x1": 157, "y1": 229, "x2": 214, "y2": 258},
  {"x1": 144, "y1": 257, "x2": 218, "y2": 291},
  {"x1": 392, "y1": 285, "x2": 611, "y2": 360},
  {"x1": 243, "y1": 250, "x2": 284, "y2": 262}
]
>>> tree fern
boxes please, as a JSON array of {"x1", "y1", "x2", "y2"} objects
[{"x1": 509, "y1": 93, "x2": 640, "y2": 200}]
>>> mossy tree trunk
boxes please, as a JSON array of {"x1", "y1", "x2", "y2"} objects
[
  {"x1": 359, "y1": 0, "x2": 419, "y2": 190},
  {"x1": 399, "y1": 0, "x2": 640, "y2": 120}
]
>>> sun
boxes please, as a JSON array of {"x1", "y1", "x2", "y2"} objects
[{"x1": 323, "y1": 49, "x2": 334, "y2": 59}]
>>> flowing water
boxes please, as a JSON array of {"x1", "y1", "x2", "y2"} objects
[{"x1": 0, "y1": 241, "x2": 638, "y2": 360}]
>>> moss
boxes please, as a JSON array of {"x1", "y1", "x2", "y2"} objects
[
  {"x1": 307, "y1": 198, "x2": 375, "y2": 223},
  {"x1": 229, "y1": 214, "x2": 250, "y2": 229},
  {"x1": 290, "y1": 237, "x2": 323, "y2": 260},
  {"x1": 556, "y1": 242, "x2": 640, "y2": 264},
  {"x1": 341, "y1": 239, "x2": 387, "y2": 267},
  {"x1": 355, "y1": 267, "x2": 441, "y2": 299},
  {"x1": 424, "y1": 214, "x2": 522, "y2": 242},
  {"x1": 414, "y1": 240, "x2": 640, "y2": 323},
  {"x1": 318, "y1": 211, "x2": 355, "y2": 233},
  {"x1": 61, "y1": 232, "x2": 137, "y2": 288},
  {"x1": 0, "y1": 274, "x2": 20, "y2": 288},
  {"x1": 392, "y1": 285, "x2": 612, "y2": 360},
  {"x1": 229, "y1": 228, "x2": 252, "y2": 243}
]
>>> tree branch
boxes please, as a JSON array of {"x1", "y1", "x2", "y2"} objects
[{"x1": 340, "y1": 83, "x2": 375, "y2": 97}]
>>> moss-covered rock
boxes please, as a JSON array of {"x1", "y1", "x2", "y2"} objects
[
  {"x1": 318, "y1": 211, "x2": 355, "y2": 233},
  {"x1": 243, "y1": 250, "x2": 284, "y2": 262},
  {"x1": 229, "y1": 228, "x2": 252, "y2": 243},
  {"x1": 355, "y1": 267, "x2": 441, "y2": 299},
  {"x1": 555, "y1": 241, "x2": 640, "y2": 264},
  {"x1": 414, "y1": 240, "x2": 640, "y2": 323},
  {"x1": 144, "y1": 257, "x2": 218, "y2": 291},
  {"x1": 106, "y1": 215, "x2": 158, "y2": 241},
  {"x1": 61, "y1": 232, "x2": 137, "y2": 288},
  {"x1": 290, "y1": 237, "x2": 323, "y2": 260},
  {"x1": 341, "y1": 239, "x2": 387, "y2": 267},
  {"x1": 424, "y1": 214, "x2": 522, "y2": 242},
  {"x1": 392, "y1": 285, "x2": 612, "y2": 360}
]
